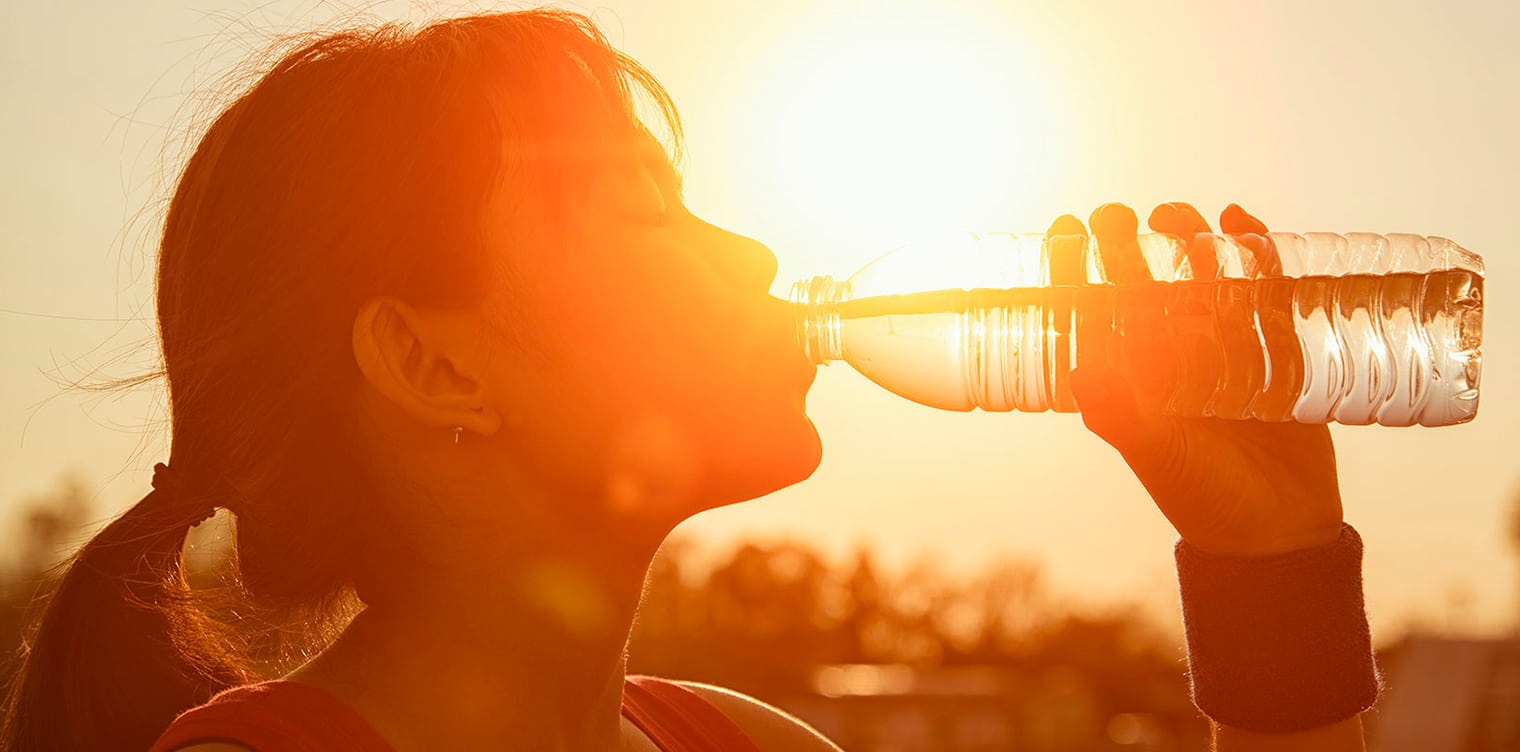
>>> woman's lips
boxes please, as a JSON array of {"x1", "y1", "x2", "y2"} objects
[
  {"x1": 724, "y1": 293, "x2": 816, "y2": 398},
  {"x1": 796, "y1": 357, "x2": 817, "y2": 390}
]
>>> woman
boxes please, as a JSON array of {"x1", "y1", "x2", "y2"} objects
[{"x1": 0, "y1": 9, "x2": 1376, "y2": 751}]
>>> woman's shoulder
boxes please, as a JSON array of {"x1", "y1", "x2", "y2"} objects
[
  {"x1": 148, "y1": 680, "x2": 395, "y2": 752},
  {"x1": 670, "y1": 680, "x2": 842, "y2": 752}
]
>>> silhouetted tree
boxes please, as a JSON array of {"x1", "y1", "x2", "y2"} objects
[{"x1": 833, "y1": 548, "x2": 875, "y2": 662}]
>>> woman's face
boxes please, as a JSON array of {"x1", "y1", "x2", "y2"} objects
[{"x1": 475, "y1": 133, "x2": 821, "y2": 522}]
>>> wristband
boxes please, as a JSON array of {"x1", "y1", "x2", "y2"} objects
[{"x1": 1175, "y1": 523, "x2": 1380, "y2": 733}]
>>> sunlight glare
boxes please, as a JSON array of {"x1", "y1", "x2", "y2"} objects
[{"x1": 741, "y1": 7, "x2": 1049, "y2": 254}]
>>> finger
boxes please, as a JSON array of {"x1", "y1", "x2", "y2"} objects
[
  {"x1": 1147, "y1": 201, "x2": 1212, "y2": 238},
  {"x1": 1089, "y1": 202, "x2": 1139, "y2": 245},
  {"x1": 1091, "y1": 203, "x2": 1174, "y2": 408},
  {"x1": 1089, "y1": 203, "x2": 1149, "y2": 284},
  {"x1": 1149, "y1": 201, "x2": 1217, "y2": 281},
  {"x1": 1219, "y1": 202, "x2": 1268, "y2": 235},
  {"x1": 1046, "y1": 213, "x2": 1087, "y2": 238},
  {"x1": 1046, "y1": 214, "x2": 1089, "y2": 286},
  {"x1": 1218, "y1": 203, "x2": 1282, "y2": 277},
  {"x1": 1044, "y1": 214, "x2": 1091, "y2": 410},
  {"x1": 1070, "y1": 364, "x2": 1180, "y2": 465}
]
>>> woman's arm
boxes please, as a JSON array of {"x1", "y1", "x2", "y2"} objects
[
  {"x1": 1216, "y1": 717, "x2": 1365, "y2": 752},
  {"x1": 1062, "y1": 202, "x2": 1373, "y2": 751}
]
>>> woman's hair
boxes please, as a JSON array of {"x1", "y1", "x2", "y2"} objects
[{"x1": 1, "y1": 10, "x2": 679, "y2": 751}]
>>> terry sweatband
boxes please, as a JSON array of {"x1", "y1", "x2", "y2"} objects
[{"x1": 1175, "y1": 523, "x2": 1380, "y2": 733}]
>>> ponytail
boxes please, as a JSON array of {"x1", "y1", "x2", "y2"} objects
[{"x1": 0, "y1": 464, "x2": 248, "y2": 752}]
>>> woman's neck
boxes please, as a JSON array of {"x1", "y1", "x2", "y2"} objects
[{"x1": 288, "y1": 527, "x2": 663, "y2": 751}]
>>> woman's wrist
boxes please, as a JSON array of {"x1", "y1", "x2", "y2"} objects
[
  {"x1": 1175, "y1": 523, "x2": 1380, "y2": 733},
  {"x1": 1182, "y1": 517, "x2": 1346, "y2": 558},
  {"x1": 1215, "y1": 716, "x2": 1365, "y2": 752}
]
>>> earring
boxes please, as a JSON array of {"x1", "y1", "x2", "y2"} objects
[{"x1": 451, "y1": 426, "x2": 463, "y2": 445}]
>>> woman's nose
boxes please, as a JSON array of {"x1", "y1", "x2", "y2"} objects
[{"x1": 704, "y1": 221, "x2": 779, "y2": 293}]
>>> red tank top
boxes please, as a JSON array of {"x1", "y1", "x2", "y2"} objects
[{"x1": 148, "y1": 675, "x2": 762, "y2": 752}]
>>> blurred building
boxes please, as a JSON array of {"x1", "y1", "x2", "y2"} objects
[
  {"x1": 775, "y1": 663, "x2": 1206, "y2": 752},
  {"x1": 1368, "y1": 636, "x2": 1520, "y2": 752}
]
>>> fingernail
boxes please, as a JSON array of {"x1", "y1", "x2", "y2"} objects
[
  {"x1": 1222, "y1": 203, "x2": 1268, "y2": 234},
  {"x1": 1090, "y1": 203, "x2": 1138, "y2": 241},
  {"x1": 1047, "y1": 214, "x2": 1086, "y2": 238},
  {"x1": 1148, "y1": 203, "x2": 1178, "y2": 233}
]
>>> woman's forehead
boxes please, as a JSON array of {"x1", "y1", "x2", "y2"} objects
[{"x1": 477, "y1": 125, "x2": 671, "y2": 237}]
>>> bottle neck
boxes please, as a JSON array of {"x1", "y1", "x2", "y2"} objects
[{"x1": 789, "y1": 276, "x2": 847, "y2": 366}]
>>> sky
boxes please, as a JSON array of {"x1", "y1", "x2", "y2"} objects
[{"x1": 2, "y1": 0, "x2": 1518, "y2": 638}]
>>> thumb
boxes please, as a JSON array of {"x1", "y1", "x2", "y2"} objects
[{"x1": 1070, "y1": 365, "x2": 1179, "y2": 464}]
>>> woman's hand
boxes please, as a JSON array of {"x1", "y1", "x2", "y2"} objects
[{"x1": 1054, "y1": 202, "x2": 1344, "y2": 557}]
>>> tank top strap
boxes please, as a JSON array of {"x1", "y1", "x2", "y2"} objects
[
  {"x1": 621, "y1": 675, "x2": 763, "y2": 752},
  {"x1": 151, "y1": 675, "x2": 760, "y2": 751},
  {"x1": 148, "y1": 680, "x2": 397, "y2": 752}
]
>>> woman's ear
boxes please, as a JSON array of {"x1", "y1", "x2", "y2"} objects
[{"x1": 351, "y1": 296, "x2": 502, "y2": 437}]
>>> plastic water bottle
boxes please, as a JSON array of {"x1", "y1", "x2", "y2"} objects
[{"x1": 790, "y1": 232, "x2": 1484, "y2": 426}]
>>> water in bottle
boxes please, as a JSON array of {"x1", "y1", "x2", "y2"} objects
[{"x1": 791, "y1": 232, "x2": 1483, "y2": 427}]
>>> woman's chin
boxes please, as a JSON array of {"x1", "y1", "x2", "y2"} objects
[{"x1": 703, "y1": 415, "x2": 822, "y2": 506}]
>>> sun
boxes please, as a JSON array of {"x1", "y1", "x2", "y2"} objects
[{"x1": 733, "y1": 6, "x2": 1049, "y2": 249}]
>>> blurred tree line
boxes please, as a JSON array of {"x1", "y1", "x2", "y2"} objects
[
  {"x1": 629, "y1": 538, "x2": 1207, "y2": 748},
  {"x1": 0, "y1": 473, "x2": 93, "y2": 665},
  {"x1": 631, "y1": 536, "x2": 1191, "y2": 705}
]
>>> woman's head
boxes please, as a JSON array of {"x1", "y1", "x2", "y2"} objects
[
  {"x1": 168, "y1": 9, "x2": 820, "y2": 587},
  {"x1": 2, "y1": 10, "x2": 818, "y2": 750}
]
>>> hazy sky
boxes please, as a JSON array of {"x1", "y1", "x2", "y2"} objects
[{"x1": 3, "y1": 0, "x2": 1517, "y2": 637}]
